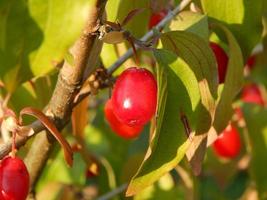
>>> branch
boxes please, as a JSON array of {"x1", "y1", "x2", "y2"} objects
[
  {"x1": 23, "y1": 0, "x2": 107, "y2": 191},
  {"x1": 107, "y1": 0, "x2": 192, "y2": 75}
]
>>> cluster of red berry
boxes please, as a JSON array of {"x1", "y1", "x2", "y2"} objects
[
  {"x1": 210, "y1": 42, "x2": 265, "y2": 159},
  {"x1": 0, "y1": 156, "x2": 29, "y2": 200},
  {"x1": 106, "y1": 10, "x2": 264, "y2": 158},
  {"x1": 105, "y1": 67, "x2": 157, "y2": 139}
]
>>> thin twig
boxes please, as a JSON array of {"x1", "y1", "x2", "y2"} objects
[
  {"x1": 96, "y1": 183, "x2": 128, "y2": 200},
  {"x1": 107, "y1": 0, "x2": 192, "y2": 75}
]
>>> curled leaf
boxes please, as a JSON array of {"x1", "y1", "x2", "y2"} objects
[{"x1": 19, "y1": 107, "x2": 73, "y2": 167}]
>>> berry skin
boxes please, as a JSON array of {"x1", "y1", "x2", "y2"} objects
[
  {"x1": 148, "y1": 10, "x2": 167, "y2": 29},
  {"x1": 111, "y1": 67, "x2": 157, "y2": 126},
  {"x1": 246, "y1": 55, "x2": 256, "y2": 70},
  {"x1": 209, "y1": 42, "x2": 229, "y2": 84},
  {"x1": 212, "y1": 124, "x2": 241, "y2": 159},
  {"x1": 0, "y1": 156, "x2": 30, "y2": 200},
  {"x1": 241, "y1": 84, "x2": 264, "y2": 106},
  {"x1": 105, "y1": 99, "x2": 144, "y2": 139}
]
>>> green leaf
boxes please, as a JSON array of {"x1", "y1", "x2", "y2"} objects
[
  {"x1": 126, "y1": 49, "x2": 200, "y2": 196},
  {"x1": 161, "y1": 31, "x2": 218, "y2": 101},
  {"x1": 105, "y1": 0, "x2": 121, "y2": 22},
  {"x1": 201, "y1": 0, "x2": 263, "y2": 58},
  {"x1": 160, "y1": 31, "x2": 217, "y2": 174},
  {"x1": 9, "y1": 74, "x2": 56, "y2": 112},
  {"x1": 242, "y1": 104, "x2": 267, "y2": 198},
  {"x1": 212, "y1": 23, "x2": 244, "y2": 133},
  {"x1": 116, "y1": 0, "x2": 150, "y2": 38},
  {"x1": 134, "y1": 173, "x2": 185, "y2": 200},
  {"x1": 100, "y1": 44, "x2": 119, "y2": 68},
  {"x1": 166, "y1": 11, "x2": 209, "y2": 41},
  {"x1": 37, "y1": 149, "x2": 86, "y2": 191},
  {"x1": 0, "y1": 0, "x2": 90, "y2": 92}
]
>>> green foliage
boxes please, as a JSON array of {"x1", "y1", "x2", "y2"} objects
[
  {"x1": 243, "y1": 104, "x2": 267, "y2": 198},
  {"x1": 127, "y1": 49, "x2": 196, "y2": 195},
  {"x1": 1, "y1": 0, "x2": 267, "y2": 199},
  {"x1": 37, "y1": 149, "x2": 87, "y2": 191},
  {"x1": 166, "y1": 11, "x2": 209, "y2": 40},
  {"x1": 0, "y1": 0, "x2": 90, "y2": 92},
  {"x1": 201, "y1": 0, "x2": 263, "y2": 58},
  {"x1": 212, "y1": 23, "x2": 244, "y2": 133}
]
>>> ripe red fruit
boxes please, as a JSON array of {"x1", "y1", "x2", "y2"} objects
[
  {"x1": 148, "y1": 10, "x2": 167, "y2": 29},
  {"x1": 111, "y1": 67, "x2": 157, "y2": 126},
  {"x1": 212, "y1": 124, "x2": 241, "y2": 159},
  {"x1": 246, "y1": 55, "x2": 256, "y2": 70},
  {"x1": 0, "y1": 156, "x2": 30, "y2": 200},
  {"x1": 209, "y1": 42, "x2": 229, "y2": 84},
  {"x1": 105, "y1": 99, "x2": 144, "y2": 139},
  {"x1": 241, "y1": 84, "x2": 264, "y2": 106}
]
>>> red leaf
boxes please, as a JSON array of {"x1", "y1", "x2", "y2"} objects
[{"x1": 19, "y1": 107, "x2": 73, "y2": 167}]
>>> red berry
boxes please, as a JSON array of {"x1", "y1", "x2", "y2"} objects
[
  {"x1": 105, "y1": 99, "x2": 144, "y2": 139},
  {"x1": 246, "y1": 55, "x2": 256, "y2": 70},
  {"x1": 241, "y1": 84, "x2": 264, "y2": 106},
  {"x1": 209, "y1": 42, "x2": 229, "y2": 84},
  {"x1": 0, "y1": 156, "x2": 30, "y2": 200},
  {"x1": 111, "y1": 67, "x2": 157, "y2": 126},
  {"x1": 212, "y1": 124, "x2": 241, "y2": 159},
  {"x1": 148, "y1": 10, "x2": 167, "y2": 29}
]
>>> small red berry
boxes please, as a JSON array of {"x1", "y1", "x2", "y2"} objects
[
  {"x1": 209, "y1": 42, "x2": 229, "y2": 84},
  {"x1": 0, "y1": 156, "x2": 30, "y2": 200},
  {"x1": 212, "y1": 124, "x2": 241, "y2": 159},
  {"x1": 246, "y1": 55, "x2": 256, "y2": 70},
  {"x1": 105, "y1": 99, "x2": 144, "y2": 139},
  {"x1": 111, "y1": 67, "x2": 157, "y2": 126},
  {"x1": 148, "y1": 10, "x2": 167, "y2": 29},
  {"x1": 241, "y1": 84, "x2": 264, "y2": 106}
]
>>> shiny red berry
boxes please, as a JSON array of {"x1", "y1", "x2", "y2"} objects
[
  {"x1": 209, "y1": 42, "x2": 229, "y2": 84},
  {"x1": 242, "y1": 84, "x2": 264, "y2": 106},
  {"x1": 0, "y1": 156, "x2": 30, "y2": 200},
  {"x1": 111, "y1": 67, "x2": 157, "y2": 126},
  {"x1": 148, "y1": 10, "x2": 167, "y2": 29},
  {"x1": 212, "y1": 124, "x2": 241, "y2": 159},
  {"x1": 105, "y1": 99, "x2": 144, "y2": 139}
]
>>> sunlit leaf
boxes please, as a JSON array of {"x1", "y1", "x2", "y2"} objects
[
  {"x1": 201, "y1": 0, "x2": 263, "y2": 58},
  {"x1": 116, "y1": 0, "x2": 150, "y2": 38},
  {"x1": 127, "y1": 49, "x2": 200, "y2": 196},
  {"x1": 212, "y1": 23, "x2": 244, "y2": 133},
  {"x1": 166, "y1": 11, "x2": 209, "y2": 41},
  {"x1": 0, "y1": 0, "x2": 90, "y2": 92},
  {"x1": 161, "y1": 31, "x2": 217, "y2": 175}
]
